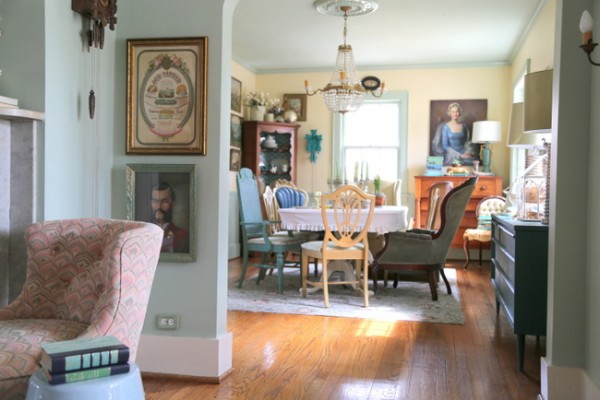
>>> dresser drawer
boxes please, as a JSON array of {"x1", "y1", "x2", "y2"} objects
[
  {"x1": 493, "y1": 245, "x2": 515, "y2": 286},
  {"x1": 493, "y1": 268, "x2": 515, "y2": 325},
  {"x1": 493, "y1": 223, "x2": 515, "y2": 256},
  {"x1": 472, "y1": 179, "x2": 499, "y2": 198}
]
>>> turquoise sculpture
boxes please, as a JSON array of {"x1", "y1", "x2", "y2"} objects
[{"x1": 305, "y1": 129, "x2": 322, "y2": 163}]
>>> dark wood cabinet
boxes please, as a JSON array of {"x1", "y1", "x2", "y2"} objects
[
  {"x1": 491, "y1": 215, "x2": 548, "y2": 371},
  {"x1": 242, "y1": 121, "x2": 299, "y2": 190},
  {"x1": 414, "y1": 175, "x2": 503, "y2": 248}
]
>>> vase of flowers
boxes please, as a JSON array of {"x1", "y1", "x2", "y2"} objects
[
  {"x1": 373, "y1": 175, "x2": 386, "y2": 206},
  {"x1": 244, "y1": 91, "x2": 280, "y2": 121}
]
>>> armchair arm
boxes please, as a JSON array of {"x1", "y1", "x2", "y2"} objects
[{"x1": 374, "y1": 231, "x2": 441, "y2": 265}]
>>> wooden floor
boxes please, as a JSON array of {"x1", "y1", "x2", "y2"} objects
[{"x1": 143, "y1": 259, "x2": 544, "y2": 400}]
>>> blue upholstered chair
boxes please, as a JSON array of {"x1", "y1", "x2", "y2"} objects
[
  {"x1": 236, "y1": 168, "x2": 306, "y2": 293},
  {"x1": 273, "y1": 186, "x2": 309, "y2": 209}
]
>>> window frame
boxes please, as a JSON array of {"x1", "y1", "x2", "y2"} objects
[{"x1": 331, "y1": 91, "x2": 409, "y2": 195}]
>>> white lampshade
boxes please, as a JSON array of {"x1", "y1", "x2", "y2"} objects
[
  {"x1": 507, "y1": 103, "x2": 550, "y2": 148},
  {"x1": 472, "y1": 121, "x2": 502, "y2": 143},
  {"x1": 524, "y1": 69, "x2": 553, "y2": 134}
]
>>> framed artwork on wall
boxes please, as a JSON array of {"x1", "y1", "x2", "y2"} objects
[
  {"x1": 231, "y1": 77, "x2": 242, "y2": 115},
  {"x1": 126, "y1": 163, "x2": 196, "y2": 262},
  {"x1": 126, "y1": 37, "x2": 208, "y2": 155},
  {"x1": 230, "y1": 148, "x2": 241, "y2": 172},
  {"x1": 283, "y1": 93, "x2": 307, "y2": 121},
  {"x1": 230, "y1": 114, "x2": 243, "y2": 148},
  {"x1": 429, "y1": 99, "x2": 488, "y2": 166}
]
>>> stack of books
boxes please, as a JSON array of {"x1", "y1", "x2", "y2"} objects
[
  {"x1": 425, "y1": 156, "x2": 444, "y2": 176},
  {"x1": 39, "y1": 336, "x2": 130, "y2": 385}
]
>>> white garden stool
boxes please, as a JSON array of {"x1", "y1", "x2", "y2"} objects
[{"x1": 25, "y1": 363, "x2": 144, "y2": 400}]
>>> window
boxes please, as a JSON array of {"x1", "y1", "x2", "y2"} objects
[{"x1": 332, "y1": 91, "x2": 408, "y2": 187}]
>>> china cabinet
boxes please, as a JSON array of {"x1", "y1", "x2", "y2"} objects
[{"x1": 242, "y1": 121, "x2": 298, "y2": 189}]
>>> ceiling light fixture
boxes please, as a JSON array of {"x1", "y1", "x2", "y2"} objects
[{"x1": 304, "y1": 0, "x2": 384, "y2": 114}]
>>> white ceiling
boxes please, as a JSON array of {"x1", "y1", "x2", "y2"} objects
[{"x1": 232, "y1": 0, "x2": 546, "y2": 73}]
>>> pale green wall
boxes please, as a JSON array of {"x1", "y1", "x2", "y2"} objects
[
  {"x1": 587, "y1": 0, "x2": 600, "y2": 385},
  {"x1": 114, "y1": 0, "x2": 230, "y2": 339}
]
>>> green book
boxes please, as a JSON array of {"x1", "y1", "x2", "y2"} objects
[
  {"x1": 41, "y1": 363, "x2": 130, "y2": 385},
  {"x1": 40, "y1": 336, "x2": 129, "y2": 374}
]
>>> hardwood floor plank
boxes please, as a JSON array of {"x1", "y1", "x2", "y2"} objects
[{"x1": 142, "y1": 259, "x2": 543, "y2": 399}]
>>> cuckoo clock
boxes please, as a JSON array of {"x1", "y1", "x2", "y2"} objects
[{"x1": 72, "y1": 0, "x2": 117, "y2": 49}]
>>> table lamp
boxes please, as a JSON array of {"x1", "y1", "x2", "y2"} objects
[{"x1": 472, "y1": 120, "x2": 502, "y2": 173}]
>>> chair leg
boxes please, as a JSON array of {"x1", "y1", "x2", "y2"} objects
[
  {"x1": 463, "y1": 237, "x2": 471, "y2": 269},
  {"x1": 359, "y1": 260, "x2": 368, "y2": 307},
  {"x1": 314, "y1": 258, "x2": 319, "y2": 277},
  {"x1": 276, "y1": 252, "x2": 285, "y2": 294},
  {"x1": 427, "y1": 269, "x2": 438, "y2": 301},
  {"x1": 440, "y1": 267, "x2": 452, "y2": 295},
  {"x1": 371, "y1": 262, "x2": 379, "y2": 293},
  {"x1": 301, "y1": 253, "x2": 309, "y2": 298},
  {"x1": 238, "y1": 249, "x2": 249, "y2": 288},
  {"x1": 478, "y1": 242, "x2": 483, "y2": 268},
  {"x1": 256, "y1": 253, "x2": 268, "y2": 284},
  {"x1": 322, "y1": 260, "x2": 330, "y2": 308}
]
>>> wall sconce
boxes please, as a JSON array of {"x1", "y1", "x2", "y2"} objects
[
  {"x1": 472, "y1": 121, "x2": 502, "y2": 174},
  {"x1": 580, "y1": 10, "x2": 600, "y2": 66}
]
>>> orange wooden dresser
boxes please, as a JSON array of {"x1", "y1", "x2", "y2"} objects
[{"x1": 414, "y1": 175, "x2": 503, "y2": 248}]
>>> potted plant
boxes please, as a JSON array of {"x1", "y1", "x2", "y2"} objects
[{"x1": 373, "y1": 175, "x2": 386, "y2": 206}]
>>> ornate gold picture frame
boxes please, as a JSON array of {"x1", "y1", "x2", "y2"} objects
[{"x1": 127, "y1": 37, "x2": 208, "y2": 155}]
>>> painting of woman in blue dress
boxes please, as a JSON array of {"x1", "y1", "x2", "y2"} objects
[{"x1": 430, "y1": 100, "x2": 486, "y2": 166}]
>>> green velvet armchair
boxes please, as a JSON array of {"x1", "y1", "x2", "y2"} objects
[{"x1": 371, "y1": 177, "x2": 477, "y2": 300}]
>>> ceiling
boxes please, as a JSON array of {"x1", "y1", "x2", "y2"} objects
[{"x1": 232, "y1": 0, "x2": 546, "y2": 74}]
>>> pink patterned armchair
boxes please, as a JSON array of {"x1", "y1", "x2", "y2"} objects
[{"x1": 0, "y1": 219, "x2": 163, "y2": 399}]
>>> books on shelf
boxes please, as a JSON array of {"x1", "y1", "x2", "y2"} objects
[
  {"x1": 39, "y1": 336, "x2": 131, "y2": 385},
  {"x1": 41, "y1": 363, "x2": 130, "y2": 385},
  {"x1": 0, "y1": 95, "x2": 19, "y2": 109}
]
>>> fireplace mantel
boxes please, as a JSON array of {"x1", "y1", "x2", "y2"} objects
[{"x1": 0, "y1": 108, "x2": 45, "y2": 305}]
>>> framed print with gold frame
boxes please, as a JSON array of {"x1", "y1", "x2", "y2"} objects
[
  {"x1": 127, "y1": 37, "x2": 208, "y2": 155},
  {"x1": 283, "y1": 93, "x2": 307, "y2": 122},
  {"x1": 126, "y1": 163, "x2": 197, "y2": 262}
]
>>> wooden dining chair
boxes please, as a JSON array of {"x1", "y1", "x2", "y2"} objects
[
  {"x1": 236, "y1": 168, "x2": 306, "y2": 294},
  {"x1": 262, "y1": 186, "x2": 319, "y2": 276},
  {"x1": 300, "y1": 185, "x2": 375, "y2": 308}
]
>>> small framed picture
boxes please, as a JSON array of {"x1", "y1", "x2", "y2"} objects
[
  {"x1": 231, "y1": 77, "x2": 242, "y2": 115},
  {"x1": 230, "y1": 148, "x2": 241, "y2": 172},
  {"x1": 283, "y1": 93, "x2": 307, "y2": 121},
  {"x1": 230, "y1": 113, "x2": 243, "y2": 148},
  {"x1": 126, "y1": 164, "x2": 196, "y2": 262},
  {"x1": 126, "y1": 37, "x2": 208, "y2": 155}
]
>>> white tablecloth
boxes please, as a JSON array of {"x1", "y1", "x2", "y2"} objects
[{"x1": 278, "y1": 205, "x2": 408, "y2": 235}]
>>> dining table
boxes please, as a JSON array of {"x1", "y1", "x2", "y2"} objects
[
  {"x1": 278, "y1": 205, "x2": 409, "y2": 234},
  {"x1": 278, "y1": 204, "x2": 409, "y2": 294}
]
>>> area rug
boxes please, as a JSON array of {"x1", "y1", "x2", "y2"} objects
[{"x1": 228, "y1": 268, "x2": 464, "y2": 324}]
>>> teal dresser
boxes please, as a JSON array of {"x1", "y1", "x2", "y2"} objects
[{"x1": 491, "y1": 215, "x2": 548, "y2": 371}]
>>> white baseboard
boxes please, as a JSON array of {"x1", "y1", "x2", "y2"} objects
[
  {"x1": 541, "y1": 357, "x2": 600, "y2": 400},
  {"x1": 136, "y1": 333, "x2": 233, "y2": 378}
]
